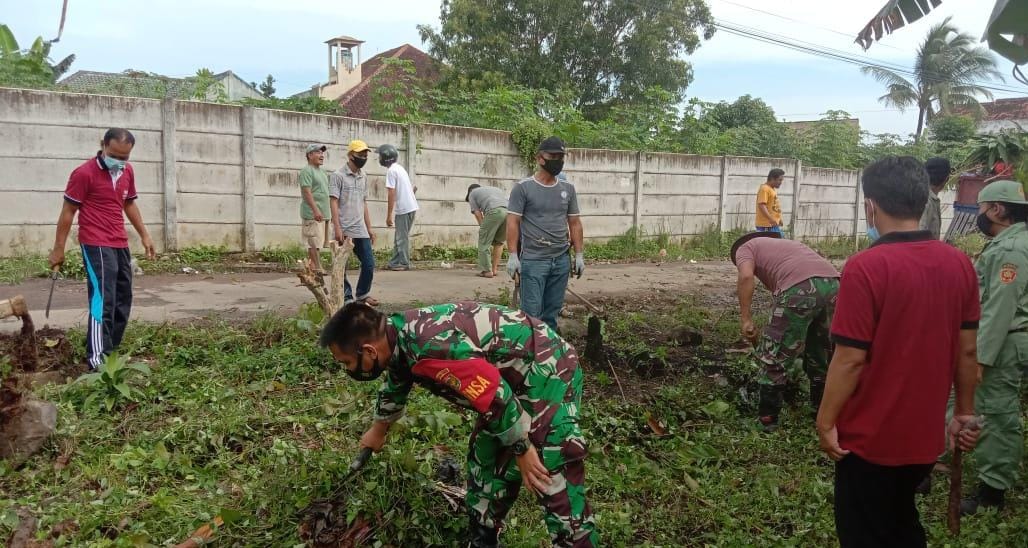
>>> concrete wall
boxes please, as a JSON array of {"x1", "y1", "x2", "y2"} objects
[{"x1": 1, "y1": 87, "x2": 943, "y2": 257}]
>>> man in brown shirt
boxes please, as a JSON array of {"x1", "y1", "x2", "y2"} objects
[{"x1": 732, "y1": 232, "x2": 840, "y2": 431}]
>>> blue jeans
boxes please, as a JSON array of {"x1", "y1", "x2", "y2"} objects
[
  {"x1": 344, "y1": 237, "x2": 375, "y2": 302},
  {"x1": 756, "y1": 226, "x2": 783, "y2": 234},
  {"x1": 519, "y1": 255, "x2": 571, "y2": 332}
]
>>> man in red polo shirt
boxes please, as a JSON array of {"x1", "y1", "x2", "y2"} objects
[
  {"x1": 816, "y1": 156, "x2": 981, "y2": 547},
  {"x1": 49, "y1": 128, "x2": 156, "y2": 370}
]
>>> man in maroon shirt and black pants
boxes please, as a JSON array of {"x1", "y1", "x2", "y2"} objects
[
  {"x1": 49, "y1": 129, "x2": 156, "y2": 370},
  {"x1": 816, "y1": 156, "x2": 982, "y2": 547}
]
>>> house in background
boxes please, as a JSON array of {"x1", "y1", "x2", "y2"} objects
[
  {"x1": 59, "y1": 69, "x2": 263, "y2": 101},
  {"x1": 966, "y1": 97, "x2": 1028, "y2": 134},
  {"x1": 293, "y1": 35, "x2": 441, "y2": 119}
]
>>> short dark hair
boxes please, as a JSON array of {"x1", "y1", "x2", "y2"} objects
[
  {"x1": 465, "y1": 183, "x2": 481, "y2": 202},
  {"x1": 103, "y1": 128, "x2": 135, "y2": 146},
  {"x1": 318, "y1": 302, "x2": 385, "y2": 353},
  {"x1": 861, "y1": 156, "x2": 929, "y2": 220},
  {"x1": 768, "y1": 168, "x2": 785, "y2": 180},
  {"x1": 996, "y1": 202, "x2": 1028, "y2": 224},
  {"x1": 924, "y1": 157, "x2": 951, "y2": 187}
]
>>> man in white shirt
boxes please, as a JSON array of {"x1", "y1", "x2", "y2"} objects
[{"x1": 379, "y1": 144, "x2": 419, "y2": 271}]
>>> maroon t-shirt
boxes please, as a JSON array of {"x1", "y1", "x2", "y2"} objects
[
  {"x1": 64, "y1": 156, "x2": 138, "y2": 248},
  {"x1": 831, "y1": 231, "x2": 979, "y2": 466}
]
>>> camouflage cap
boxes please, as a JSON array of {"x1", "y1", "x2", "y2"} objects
[{"x1": 978, "y1": 179, "x2": 1028, "y2": 205}]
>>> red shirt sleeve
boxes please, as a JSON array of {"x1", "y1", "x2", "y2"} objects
[
  {"x1": 124, "y1": 165, "x2": 138, "y2": 201},
  {"x1": 961, "y1": 255, "x2": 981, "y2": 329},
  {"x1": 64, "y1": 165, "x2": 89, "y2": 204},
  {"x1": 831, "y1": 258, "x2": 875, "y2": 350}
]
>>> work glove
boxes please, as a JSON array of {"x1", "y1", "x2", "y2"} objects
[
  {"x1": 574, "y1": 252, "x2": 585, "y2": 279},
  {"x1": 506, "y1": 254, "x2": 520, "y2": 279}
]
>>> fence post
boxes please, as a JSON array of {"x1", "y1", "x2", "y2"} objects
[
  {"x1": 718, "y1": 155, "x2": 729, "y2": 234},
  {"x1": 852, "y1": 170, "x2": 863, "y2": 251},
  {"x1": 241, "y1": 106, "x2": 256, "y2": 253},
  {"x1": 632, "y1": 150, "x2": 644, "y2": 234},
  {"x1": 791, "y1": 159, "x2": 803, "y2": 239},
  {"x1": 405, "y1": 122, "x2": 417, "y2": 184},
  {"x1": 161, "y1": 98, "x2": 178, "y2": 252}
]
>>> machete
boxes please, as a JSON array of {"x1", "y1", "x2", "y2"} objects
[
  {"x1": 948, "y1": 415, "x2": 985, "y2": 535},
  {"x1": 44, "y1": 266, "x2": 59, "y2": 318}
]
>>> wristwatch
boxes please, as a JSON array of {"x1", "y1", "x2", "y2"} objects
[{"x1": 511, "y1": 439, "x2": 530, "y2": 456}]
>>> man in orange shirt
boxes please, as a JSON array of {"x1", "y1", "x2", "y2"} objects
[{"x1": 755, "y1": 169, "x2": 785, "y2": 234}]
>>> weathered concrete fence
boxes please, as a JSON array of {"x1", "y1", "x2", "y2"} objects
[{"x1": 0, "y1": 87, "x2": 955, "y2": 256}]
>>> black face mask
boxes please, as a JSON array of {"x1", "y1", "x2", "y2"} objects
[
  {"x1": 351, "y1": 156, "x2": 368, "y2": 169},
  {"x1": 542, "y1": 159, "x2": 564, "y2": 177},
  {"x1": 976, "y1": 212, "x2": 994, "y2": 236},
  {"x1": 346, "y1": 347, "x2": 384, "y2": 381}
]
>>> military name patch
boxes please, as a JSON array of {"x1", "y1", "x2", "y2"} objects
[{"x1": 1000, "y1": 263, "x2": 1018, "y2": 284}]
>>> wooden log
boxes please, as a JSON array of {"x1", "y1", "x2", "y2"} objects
[
  {"x1": 0, "y1": 296, "x2": 28, "y2": 320},
  {"x1": 296, "y1": 239, "x2": 354, "y2": 317}
]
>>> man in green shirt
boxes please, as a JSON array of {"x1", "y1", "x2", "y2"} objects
[
  {"x1": 299, "y1": 144, "x2": 331, "y2": 272},
  {"x1": 961, "y1": 180, "x2": 1028, "y2": 515}
]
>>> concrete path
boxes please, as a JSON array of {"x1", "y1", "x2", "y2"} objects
[{"x1": 0, "y1": 261, "x2": 737, "y2": 332}]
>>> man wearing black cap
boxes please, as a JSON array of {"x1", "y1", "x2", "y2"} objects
[
  {"x1": 920, "y1": 157, "x2": 950, "y2": 239},
  {"x1": 506, "y1": 137, "x2": 584, "y2": 332},
  {"x1": 731, "y1": 231, "x2": 840, "y2": 431}
]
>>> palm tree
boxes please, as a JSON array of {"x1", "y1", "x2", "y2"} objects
[{"x1": 861, "y1": 17, "x2": 1002, "y2": 138}]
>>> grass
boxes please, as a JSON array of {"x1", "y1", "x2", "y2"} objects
[{"x1": 3, "y1": 298, "x2": 1024, "y2": 547}]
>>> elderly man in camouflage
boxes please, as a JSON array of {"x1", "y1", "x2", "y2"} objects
[
  {"x1": 319, "y1": 301, "x2": 597, "y2": 547},
  {"x1": 731, "y1": 231, "x2": 841, "y2": 432}
]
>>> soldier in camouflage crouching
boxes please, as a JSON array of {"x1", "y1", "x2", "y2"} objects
[
  {"x1": 319, "y1": 301, "x2": 598, "y2": 547},
  {"x1": 731, "y1": 232, "x2": 841, "y2": 432}
]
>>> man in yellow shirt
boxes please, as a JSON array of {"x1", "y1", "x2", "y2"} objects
[{"x1": 756, "y1": 168, "x2": 785, "y2": 234}]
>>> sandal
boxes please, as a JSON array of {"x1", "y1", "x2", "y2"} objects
[{"x1": 477, "y1": 272, "x2": 495, "y2": 278}]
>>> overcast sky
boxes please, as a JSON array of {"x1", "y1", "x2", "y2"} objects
[{"x1": 3, "y1": 0, "x2": 1022, "y2": 137}]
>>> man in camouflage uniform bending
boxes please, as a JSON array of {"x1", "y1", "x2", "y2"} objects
[
  {"x1": 319, "y1": 301, "x2": 597, "y2": 547},
  {"x1": 731, "y1": 232, "x2": 840, "y2": 431}
]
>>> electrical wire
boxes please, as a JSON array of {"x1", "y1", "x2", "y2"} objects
[{"x1": 713, "y1": 19, "x2": 1025, "y2": 96}]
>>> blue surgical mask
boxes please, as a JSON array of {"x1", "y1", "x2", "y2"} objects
[
  {"x1": 103, "y1": 156, "x2": 126, "y2": 171},
  {"x1": 865, "y1": 200, "x2": 880, "y2": 242}
]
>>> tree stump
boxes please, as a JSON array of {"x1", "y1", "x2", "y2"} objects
[{"x1": 297, "y1": 239, "x2": 354, "y2": 317}]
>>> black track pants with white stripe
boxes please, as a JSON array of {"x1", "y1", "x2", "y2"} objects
[{"x1": 81, "y1": 245, "x2": 133, "y2": 369}]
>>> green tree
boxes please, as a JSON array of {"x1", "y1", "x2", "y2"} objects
[
  {"x1": 928, "y1": 114, "x2": 977, "y2": 156},
  {"x1": 192, "y1": 68, "x2": 227, "y2": 102},
  {"x1": 418, "y1": 0, "x2": 714, "y2": 116},
  {"x1": 0, "y1": 24, "x2": 75, "y2": 89},
  {"x1": 700, "y1": 94, "x2": 777, "y2": 131},
  {"x1": 369, "y1": 58, "x2": 437, "y2": 124},
  {"x1": 861, "y1": 17, "x2": 1002, "y2": 138},
  {"x1": 258, "y1": 74, "x2": 276, "y2": 98}
]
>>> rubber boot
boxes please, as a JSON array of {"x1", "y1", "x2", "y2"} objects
[
  {"x1": 468, "y1": 521, "x2": 501, "y2": 548},
  {"x1": 960, "y1": 483, "x2": 1006, "y2": 516},
  {"x1": 914, "y1": 474, "x2": 931, "y2": 495},
  {"x1": 809, "y1": 378, "x2": 825, "y2": 412},
  {"x1": 757, "y1": 385, "x2": 784, "y2": 432}
]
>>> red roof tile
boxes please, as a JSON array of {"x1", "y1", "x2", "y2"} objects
[
  {"x1": 336, "y1": 44, "x2": 441, "y2": 119},
  {"x1": 962, "y1": 97, "x2": 1028, "y2": 121}
]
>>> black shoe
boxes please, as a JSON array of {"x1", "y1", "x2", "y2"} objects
[
  {"x1": 757, "y1": 385, "x2": 784, "y2": 420},
  {"x1": 960, "y1": 483, "x2": 1006, "y2": 516},
  {"x1": 468, "y1": 522, "x2": 500, "y2": 548},
  {"x1": 758, "y1": 415, "x2": 780, "y2": 433}
]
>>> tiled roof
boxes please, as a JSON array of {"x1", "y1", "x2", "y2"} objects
[
  {"x1": 974, "y1": 97, "x2": 1028, "y2": 121},
  {"x1": 59, "y1": 70, "x2": 197, "y2": 98},
  {"x1": 336, "y1": 44, "x2": 441, "y2": 119}
]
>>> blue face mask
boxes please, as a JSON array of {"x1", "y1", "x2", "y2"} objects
[
  {"x1": 865, "y1": 200, "x2": 880, "y2": 242},
  {"x1": 103, "y1": 156, "x2": 126, "y2": 171}
]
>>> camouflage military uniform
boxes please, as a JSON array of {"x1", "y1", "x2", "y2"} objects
[
  {"x1": 375, "y1": 301, "x2": 597, "y2": 547},
  {"x1": 756, "y1": 277, "x2": 839, "y2": 414}
]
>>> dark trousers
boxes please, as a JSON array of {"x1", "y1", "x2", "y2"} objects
[
  {"x1": 834, "y1": 453, "x2": 933, "y2": 548},
  {"x1": 81, "y1": 245, "x2": 133, "y2": 369},
  {"x1": 343, "y1": 237, "x2": 375, "y2": 302}
]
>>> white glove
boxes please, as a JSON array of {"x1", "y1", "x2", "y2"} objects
[
  {"x1": 574, "y1": 253, "x2": 585, "y2": 279},
  {"x1": 507, "y1": 254, "x2": 520, "y2": 279}
]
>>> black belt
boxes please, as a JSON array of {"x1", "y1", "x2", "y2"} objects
[{"x1": 1010, "y1": 327, "x2": 1028, "y2": 334}]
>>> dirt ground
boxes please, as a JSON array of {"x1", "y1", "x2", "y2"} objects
[{"x1": 0, "y1": 261, "x2": 739, "y2": 333}]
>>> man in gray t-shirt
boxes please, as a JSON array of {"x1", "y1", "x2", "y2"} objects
[
  {"x1": 506, "y1": 136, "x2": 585, "y2": 332},
  {"x1": 329, "y1": 139, "x2": 377, "y2": 306},
  {"x1": 467, "y1": 184, "x2": 510, "y2": 277}
]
